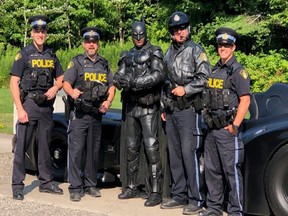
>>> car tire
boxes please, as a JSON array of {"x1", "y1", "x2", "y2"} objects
[
  {"x1": 265, "y1": 144, "x2": 288, "y2": 215},
  {"x1": 50, "y1": 127, "x2": 68, "y2": 182}
]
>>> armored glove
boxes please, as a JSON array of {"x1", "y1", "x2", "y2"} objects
[{"x1": 113, "y1": 74, "x2": 123, "y2": 90}]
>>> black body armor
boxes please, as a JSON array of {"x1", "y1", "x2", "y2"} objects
[
  {"x1": 204, "y1": 63, "x2": 243, "y2": 129},
  {"x1": 72, "y1": 55, "x2": 108, "y2": 113}
]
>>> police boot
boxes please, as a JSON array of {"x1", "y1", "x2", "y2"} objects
[{"x1": 118, "y1": 175, "x2": 140, "y2": 199}]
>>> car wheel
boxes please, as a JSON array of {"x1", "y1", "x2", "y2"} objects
[
  {"x1": 50, "y1": 127, "x2": 68, "y2": 182},
  {"x1": 265, "y1": 144, "x2": 288, "y2": 215}
]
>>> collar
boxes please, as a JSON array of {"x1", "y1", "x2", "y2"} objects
[{"x1": 216, "y1": 55, "x2": 236, "y2": 68}]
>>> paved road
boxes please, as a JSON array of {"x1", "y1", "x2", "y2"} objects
[{"x1": 0, "y1": 133, "x2": 184, "y2": 216}]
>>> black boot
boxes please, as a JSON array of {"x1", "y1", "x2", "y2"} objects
[
  {"x1": 144, "y1": 193, "x2": 162, "y2": 207},
  {"x1": 118, "y1": 187, "x2": 140, "y2": 199}
]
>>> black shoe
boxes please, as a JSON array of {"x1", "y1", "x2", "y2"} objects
[
  {"x1": 118, "y1": 188, "x2": 140, "y2": 199},
  {"x1": 39, "y1": 184, "x2": 63, "y2": 195},
  {"x1": 198, "y1": 209, "x2": 217, "y2": 216},
  {"x1": 160, "y1": 199, "x2": 186, "y2": 209},
  {"x1": 144, "y1": 193, "x2": 162, "y2": 207},
  {"x1": 85, "y1": 187, "x2": 101, "y2": 197},
  {"x1": 70, "y1": 192, "x2": 82, "y2": 202},
  {"x1": 183, "y1": 204, "x2": 202, "y2": 215},
  {"x1": 13, "y1": 189, "x2": 24, "y2": 200}
]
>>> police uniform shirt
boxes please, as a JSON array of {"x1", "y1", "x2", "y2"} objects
[
  {"x1": 63, "y1": 52, "x2": 113, "y2": 87},
  {"x1": 10, "y1": 43, "x2": 64, "y2": 79},
  {"x1": 213, "y1": 55, "x2": 250, "y2": 106}
]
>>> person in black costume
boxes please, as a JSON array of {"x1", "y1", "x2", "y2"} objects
[
  {"x1": 10, "y1": 15, "x2": 64, "y2": 200},
  {"x1": 63, "y1": 27, "x2": 116, "y2": 202},
  {"x1": 114, "y1": 20, "x2": 165, "y2": 207},
  {"x1": 199, "y1": 27, "x2": 250, "y2": 216},
  {"x1": 160, "y1": 12, "x2": 211, "y2": 215}
]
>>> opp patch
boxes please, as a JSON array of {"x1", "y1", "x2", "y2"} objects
[
  {"x1": 67, "y1": 61, "x2": 74, "y2": 69},
  {"x1": 240, "y1": 70, "x2": 248, "y2": 79},
  {"x1": 15, "y1": 53, "x2": 22, "y2": 61},
  {"x1": 200, "y1": 53, "x2": 208, "y2": 62}
]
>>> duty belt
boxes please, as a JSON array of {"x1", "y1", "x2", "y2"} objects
[
  {"x1": 204, "y1": 108, "x2": 236, "y2": 129},
  {"x1": 26, "y1": 92, "x2": 47, "y2": 105}
]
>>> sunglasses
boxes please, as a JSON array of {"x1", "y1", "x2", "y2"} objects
[
  {"x1": 172, "y1": 24, "x2": 187, "y2": 32},
  {"x1": 217, "y1": 43, "x2": 233, "y2": 48}
]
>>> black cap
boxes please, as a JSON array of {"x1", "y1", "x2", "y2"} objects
[
  {"x1": 29, "y1": 15, "x2": 49, "y2": 30},
  {"x1": 168, "y1": 11, "x2": 189, "y2": 30},
  {"x1": 81, "y1": 27, "x2": 101, "y2": 41},
  {"x1": 216, "y1": 27, "x2": 239, "y2": 45}
]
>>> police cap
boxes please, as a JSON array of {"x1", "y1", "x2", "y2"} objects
[
  {"x1": 29, "y1": 15, "x2": 49, "y2": 30},
  {"x1": 81, "y1": 27, "x2": 101, "y2": 41},
  {"x1": 168, "y1": 11, "x2": 189, "y2": 30},
  {"x1": 216, "y1": 27, "x2": 239, "y2": 45}
]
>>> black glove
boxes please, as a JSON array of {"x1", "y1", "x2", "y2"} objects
[
  {"x1": 113, "y1": 79, "x2": 122, "y2": 90},
  {"x1": 113, "y1": 74, "x2": 123, "y2": 90}
]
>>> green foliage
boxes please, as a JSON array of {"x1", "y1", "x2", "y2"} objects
[
  {"x1": 0, "y1": 45, "x2": 19, "y2": 87},
  {"x1": 236, "y1": 49, "x2": 288, "y2": 92},
  {"x1": 0, "y1": 0, "x2": 287, "y2": 93}
]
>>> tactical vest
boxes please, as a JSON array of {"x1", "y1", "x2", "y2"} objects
[
  {"x1": 73, "y1": 55, "x2": 108, "y2": 112},
  {"x1": 203, "y1": 65, "x2": 242, "y2": 129},
  {"x1": 20, "y1": 46, "x2": 55, "y2": 92}
]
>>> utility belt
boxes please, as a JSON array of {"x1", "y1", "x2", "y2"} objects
[
  {"x1": 161, "y1": 94, "x2": 192, "y2": 112},
  {"x1": 25, "y1": 91, "x2": 48, "y2": 106},
  {"x1": 204, "y1": 108, "x2": 237, "y2": 130},
  {"x1": 125, "y1": 93, "x2": 160, "y2": 106},
  {"x1": 74, "y1": 98, "x2": 100, "y2": 114}
]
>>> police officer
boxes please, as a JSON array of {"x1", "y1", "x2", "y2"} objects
[
  {"x1": 160, "y1": 12, "x2": 210, "y2": 215},
  {"x1": 114, "y1": 20, "x2": 164, "y2": 207},
  {"x1": 10, "y1": 15, "x2": 64, "y2": 200},
  {"x1": 199, "y1": 27, "x2": 250, "y2": 216},
  {"x1": 63, "y1": 26, "x2": 115, "y2": 202}
]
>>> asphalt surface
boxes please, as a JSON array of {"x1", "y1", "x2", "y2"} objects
[{"x1": 0, "y1": 133, "x2": 185, "y2": 216}]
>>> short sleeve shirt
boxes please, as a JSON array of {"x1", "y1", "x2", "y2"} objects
[{"x1": 10, "y1": 43, "x2": 64, "y2": 79}]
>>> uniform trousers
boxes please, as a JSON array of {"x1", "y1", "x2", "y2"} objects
[
  {"x1": 165, "y1": 107, "x2": 203, "y2": 207},
  {"x1": 67, "y1": 110, "x2": 102, "y2": 193},
  {"x1": 12, "y1": 98, "x2": 54, "y2": 191},
  {"x1": 204, "y1": 128, "x2": 244, "y2": 216}
]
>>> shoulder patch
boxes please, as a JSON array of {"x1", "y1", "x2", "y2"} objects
[
  {"x1": 200, "y1": 53, "x2": 208, "y2": 62},
  {"x1": 240, "y1": 70, "x2": 248, "y2": 79},
  {"x1": 67, "y1": 61, "x2": 74, "y2": 70},
  {"x1": 15, "y1": 53, "x2": 22, "y2": 61}
]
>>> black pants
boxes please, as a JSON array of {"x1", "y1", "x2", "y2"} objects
[
  {"x1": 124, "y1": 104, "x2": 162, "y2": 193},
  {"x1": 67, "y1": 111, "x2": 102, "y2": 193},
  {"x1": 12, "y1": 98, "x2": 54, "y2": 191},
  {"x1": 166, "y1": 107, "x2": 204, "y2": 207},
  {"x1": 204, "y1": 128, "x2": 244, "y2": 216}
]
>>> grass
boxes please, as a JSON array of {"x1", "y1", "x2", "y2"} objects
[
  {"x1": 0, "y1": 87, "x2": 122, "y2": 135},
  {"x1": 0, "y1": 87, "x2": 14, "y2": 134}
]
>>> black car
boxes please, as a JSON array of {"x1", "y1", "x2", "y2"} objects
[{"x1": 13, "y1": 83, "x2": 288, "y2": 215}]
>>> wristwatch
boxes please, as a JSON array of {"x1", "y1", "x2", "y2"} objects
[{"x1": 232, "y1": 124, "x2": 239, "y2": 133}]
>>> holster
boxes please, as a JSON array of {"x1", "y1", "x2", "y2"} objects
[{"x1": 27, "y1": 92, "x2": 47, "y2": 105}]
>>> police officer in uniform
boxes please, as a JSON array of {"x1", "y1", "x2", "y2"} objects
[
  {"x1": 114, "y1": 20, "x2": 164, "y2": 207},
  {"x1": 63, "y1": 27, "x2": 115, "y2": 202},
  {"x1": 160, "y1": 12, "x2": 210, "y2": 215},
  {"x1": 10, "y1": 15, "x2": 64, "y2": 200},
  {"x1": 199, "y1": 27, "x2": 250, "y2": 216}
]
